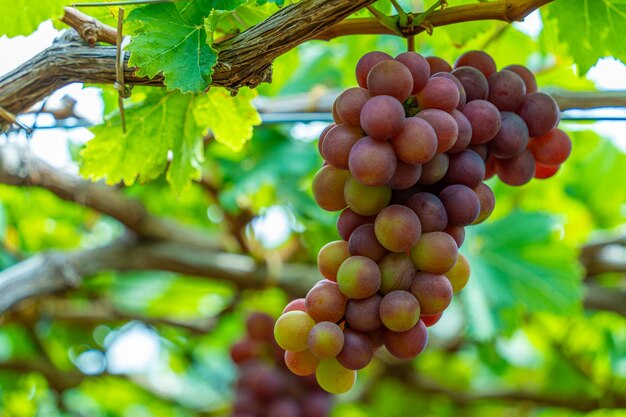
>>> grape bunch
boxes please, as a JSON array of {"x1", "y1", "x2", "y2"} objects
[
  {"x1": 274, "y1": 50, "x2": 572, "y2": 394},
  {"x1": 230, "y1": 312, "x2": 332, "y2": 417}
]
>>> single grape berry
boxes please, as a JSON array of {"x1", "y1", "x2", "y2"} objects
[
  {"x1": 454, "y1": 50, "x2": 497, "y2": 78},
  {"x1": 336, "y1": 255, "x2": 382, "y2": 299},
  {"x1": 374, "y1": 205, "x2": 422, "y2": 253},
  {"x1": 360, "y1": 95, "x2": 406, "y2": 140},
  {"x1": 367, "y1": 60, "x2": 414, "y2": 102},
  {"x1": 355, "y1": 51, "x2": 392, "y2": 88},
  {"x1": 395, "y1": 51, "x2": 431, "y2": 94},
  {"x1": 317, "y1": 240, "x2": 350, "y2": 281}
]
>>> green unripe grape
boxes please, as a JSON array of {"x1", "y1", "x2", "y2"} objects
[
  {"x1": 379, "y1": 253, "x2": 415, "y2": 294},
  {"x1": 274, "y1": 311, "x2": 315, "y2": 352},
  {"x1": 317, "y1": 240, "x2": 350, "y2": 281},
  {"x1": 445, "y1": 253, "x2": 470, "y2": 293},
  {"x1": 344, "y1": 175, "x2": 391, "y2": 216},
  {"x1": 410, "y1": 231, "x2": 458, "y2": 274},
  {"x1": 316, "y1": 358, "x2": 357, "y2": 394}
]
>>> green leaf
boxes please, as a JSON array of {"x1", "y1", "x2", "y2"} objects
[
  {"x1": 546, "y1": 0, "x2": 626, "y2": 74},
  {"x1": 194, "y1": 87, "x2": 261, "y2": 151},
  {"x1": 125, "y1": 3, "x2": 219, "y2": 93},
  {"x1": 257, "y1": 0, "x2": 285, "y2": 5},
  {"x1": 0, "y1": 0, "x2": 63, "y2": 37},
  {"x1": 175, "y1": 0, "x2": 247, "y2": 22},
  {"x1": 81, "y1": 87, "x2": 259, "y2": 191},
  {"x1": 557, "y1": 130, "x2": 626, "y2": 228},
  {"x1": 80, "y1": 91, "x2": 204, "y2": 192},
  {"x1": 167, "y1": 97, "x2": 205, "y2": 192},
  {"x1": 462, "y1": 211, "x2": 584, "y2": 338},
  {"x1": 208, "y1": 3, "x2": 273, "y2": 35}
]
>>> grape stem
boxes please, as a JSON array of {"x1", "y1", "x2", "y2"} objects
[
  {"x1": 366, "y1": 5, "x2": 404, "y2": 36},
  {"x1": 413, "y1": 0, "x2": 447, "y2": 26},
  {"x1": 389, "y1": 0, "x2": 409, "y2": 26},
  {"x1": 316, "y1": 0, "x2": 553, "y2": 40}
]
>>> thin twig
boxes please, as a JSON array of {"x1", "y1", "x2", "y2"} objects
[
  {"x1": 366, "y1": 5, "x2": 403, "y2": 36},
  {"x1": 390, "y1": 0, "x2": 409, "y2": 26},
  {"x1": 413, "y1": 0, "x2": 447, "y2": 27},
  {"x1": 61, "y1": 7, "x2": 118, "y2": 45},
  {"x1": 115, "y1": 8, "x2": 127, "y2": 133},
  {"x1": 0, "y1": 105, "x2": 32, "y2": 133}
]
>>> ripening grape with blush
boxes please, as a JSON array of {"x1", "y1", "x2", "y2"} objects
[{"x1": 280, "y1": 49, "x2": 572, "y2": 394}]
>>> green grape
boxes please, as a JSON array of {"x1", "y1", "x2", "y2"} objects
[
  {"x1": 344, "y1": 175, "x2": 391, "y2": 216},
  {"x1": 274, "y1": 310, "x2": 316, "y2": 352},
  {"x1": 410, "y1": 231, "x2": 458, "y2": 274},
  {"x1": 317, "y1": 240, "x2": 350, "y2": 281},
  {"x1": 445, "y1": 253, "x2": 470, "y2": 293},
  {"x1": 316, "y1": 358, "x2": 357, "y2": 394}
]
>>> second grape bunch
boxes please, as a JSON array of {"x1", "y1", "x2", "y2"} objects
[{"x1": 274, "y1": 50, "x2": 572, "y2": 394}]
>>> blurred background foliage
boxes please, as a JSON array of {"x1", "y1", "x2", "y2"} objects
[{"x1": 0, "y1": 0, "x2": 625, "y2": 417}]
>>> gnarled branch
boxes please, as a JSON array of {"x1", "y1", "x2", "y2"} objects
[
  {"x1": 316, "y1": 0, "x2": 553, "y2": 40},
  {"x1": 254, "y1": 89, "x2": 626, "y2": 114},
  {"x1": 0, "y1": 240, "x2": 317, "y2": 314},
  {"x1": 0, "y1": 0, "x2": 376, "y2": 115},
  {"x1": 0, "y1": 0, "x2": 556, "y2": 116},
  {"x1": 0, "y1": 144, "x2": 218, "y2": 248},
  {"x1": 0, "y1": 236, "x2": 624, "y2": 316}
]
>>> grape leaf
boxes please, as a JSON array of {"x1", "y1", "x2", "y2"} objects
[
  {"x1": 167, "y1": 98, "x2": 205, "y2": 192},
  {"x1": 80, "y1": 91, "x2": 203, "y2": 192},
  {"x1": 81, "y1": 87, "x2": 260, "y2": 191},
  {"x1": 462, "y1": 211, "x2": 583, "y2": 339},
  {"x1": 546, "y1": 0, "x2": 626, "y2": 74},
  {"x1": 125, "y1": 4, "x2": 218, "y2": 93},
  {"x1": 0, "y1": 0, "x2": 65, "y2": 36},
  {"x1": 175, "y1": 0, "x2": 247, "y2": 22},
  {"x1": 257, "y1": 0, "x2": 285, "y2": 5},
  {"x1": 194, "y1": 87, "x2": 262, "y2": 152},
  {"x1": 209, "y1": 4, "x2": 273, "y2": 35}
]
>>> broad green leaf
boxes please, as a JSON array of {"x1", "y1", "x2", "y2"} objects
[
  {"x1": 0, "y1": 0, "x2": 64, "y2": 37},
  {"x1": 175, "y1": 0, "x2": 247, "y2": 22},
  {"x1": 557, "y1": 130, "x2": 626, "y2": 228},
  {"x1": 194, "y1": 87, "x2": 261, "y2": 151},
  {"x1": 441, "y1": 20, "x2": 500, "y2": 48},
  {"x1": 209, "y1": 4, "x2": 274, "y2": 35},
  {"x1": 167, "y1": 96, "x2": 205, "y2": 192},
  {"x1": 81, "y1": 91, "x2": 204, "y2": 192},
  {"x1": 546, "y1": 0, "x2": 626, "y2": 74},
  {"x1": 125, "y1": 3, "x2": 219, "y2": 93},
  {"x1": 82, "y1": 87, "x2": 259, "y2": 191},
  {"x1": 257, "y1": 0, "x2": 285, "y2": 5},
  {"x1": 462, "y1": 211, "x2": 584, "y2": 338},
  {"x1": 0, "y1": 0, "x2": 124, "y2": 36}
]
